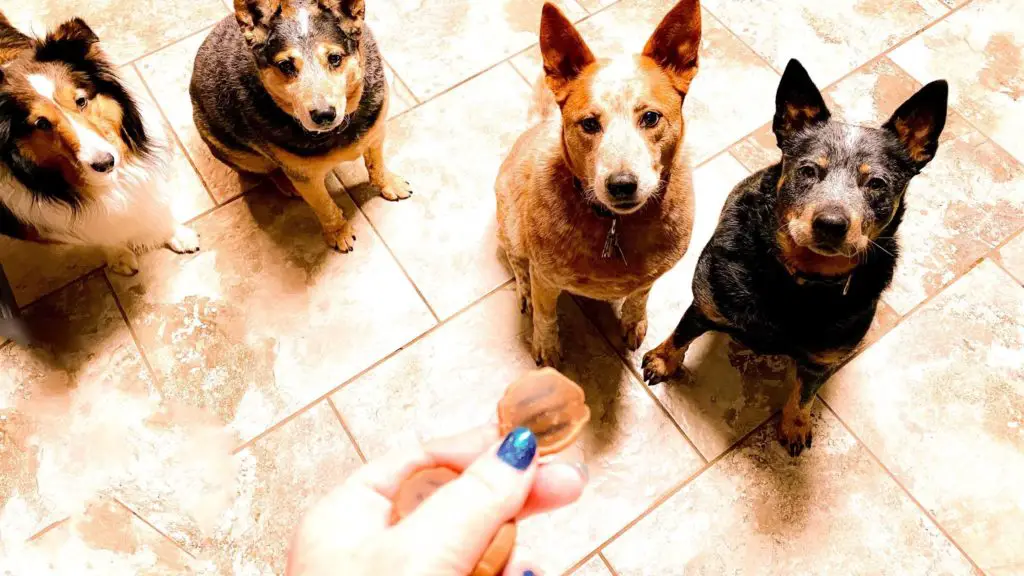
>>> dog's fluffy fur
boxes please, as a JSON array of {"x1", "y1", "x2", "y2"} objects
[
  {"x1": 0, "y1": 15, "x2": 199, "y2": 275},
  {"x1": 642, "y1": 60, "x2": 948, "y2": 455},
  {"x1": 495, "y1": 0, "x2": 702, "y2": 367},
  {"x1": 190, "y1": 0, "x2": 410, "y2": 253}
]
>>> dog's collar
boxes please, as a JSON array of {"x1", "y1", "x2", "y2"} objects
[
  {"x1": 789, "y1": 268, "x2": 854, "y2": 295},
  {"x1": 572, "y1": 176, "x2": 626, "y2": 264}
]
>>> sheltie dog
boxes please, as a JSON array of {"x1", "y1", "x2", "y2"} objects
[{"x1": 0, "y1": 14, "x2": 199, "y2": 275}]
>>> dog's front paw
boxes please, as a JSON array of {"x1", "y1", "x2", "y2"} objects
[
  {"x1": 167, "y1": 226, "x2": 200, "y2": 254},
  {"x1": 324, "y1": 222, "x2": 357, "y2": 253},
  {"x1": 533, "y1": 341, "x2": 562, "y2": 368},
  {"x1": 641, "y1": 340, "x2": 687, "y2": 386},
  {"x1": 107, "y1": 249, "x2": 140, "y2": 276},
  {"x1": 379, "y1": 172, "x2": 413, "y2": 202},
  {"x1": 779, "y1": 412, "x2": 814, "y2": 457},
  {"x1": 623, "y1": 317, "x2": 648, "y2": 351}
]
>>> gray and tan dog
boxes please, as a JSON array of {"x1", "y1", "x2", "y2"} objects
[{"x1": 190, "y1": 0, "x2": 410, "y2": 252}]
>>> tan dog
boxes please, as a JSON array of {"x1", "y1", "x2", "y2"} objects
[{"x1": 496, "y1": 0, "x2": 701, "y2": 367}]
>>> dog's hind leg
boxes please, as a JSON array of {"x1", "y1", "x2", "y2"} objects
[
  {"x1": 641, "y1": 304, "x2": 710, "y2": 385},
  {"x1": 621, "y1": 286, "x2": 651, "y2": 351}
]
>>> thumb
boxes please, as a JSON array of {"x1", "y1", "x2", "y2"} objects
[{"x1": 396, "y1": 427, "x2": 538, "y2": 573}]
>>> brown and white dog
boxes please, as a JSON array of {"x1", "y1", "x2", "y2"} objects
[
  {"x1": 0, "y1": 15, "x2": 200, "y2": 275},
  {"x1": 495, "y1": 0, "x2": 702, "y2": 366}
]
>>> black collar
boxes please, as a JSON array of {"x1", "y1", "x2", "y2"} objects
[{"x1": 572, "y1": 177, "x2": 616, "y2": 219}]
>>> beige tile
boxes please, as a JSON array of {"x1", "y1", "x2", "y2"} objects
[
  {"x1": 384, "y1": 60, "x2": 418, "y2": 118},
  {"x1": 823, "y1": 260, "x2": 1024, "y2": 573},
  {"x1": 188, "y1": 402, "x2": 362, "y2": 571},
  {"x1": 335, "y1": 64, "x2": 532, "y2": 318},
  {"x1": 603, "y1": 408, "x2": 977, "y2": 576},
  {"x1": 1, "y1": 499, "x2": 200, "y2": 575},
  {"x1": 577, "y1": 0, "x2": 618, "y2": 12},
  {"x1": 573, "y1": 555, "x2": 614, "y2": 576},
  {"x1": 890, "y1": 0, "x2": 1024, "y2": 165},
  {"x1": 136, "y1": 32, "x2": 254, "y2": 205},
  {"x1": 701, "y1": 0, "x2": 946, "y2": 86},
  {"x1": 728, "y1": 58, "x2": 1024, "y2": 315},
  {"x1": 582, "y1": 154, "x2": 792, "y2": 460},
  {"x1": 0, "y1": 276, "x2": 154, "y2": 540},
  {"x1": 332, "y1": 286, "x2": 702, "y2": 574},
  {"x1": 509, "y1": 1, "x2": 781, "y2": 165},
  {"x1": 120, "y1": 66, "x2": 216, "y2": 221},
  {"x1": 4, "y1": 0, "x2": 227, "y2": 65},
  {"x1": 367, "y1": 0, "x2": 585, "y2": 100},
  {"x1": 998, "y1": 232, "x2": 1024, "y2": 284},
  {"x1": 106, "y1": 183, "x2": 435, "y2": 445},
  {"x1": 729, "y1": 125, "x2": 778, "y2": 172}
]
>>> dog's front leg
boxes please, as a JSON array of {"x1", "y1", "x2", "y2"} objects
[
  {"x1": 641, "y1": 305, "x2": 710, "y2": 385},
  {"x1": 289, "y1": 174, "x2": 355, "y2": 252},
  {"x1": 530, "y1": 271, "x2": 562, "y2": 368},
  {"x1": 621, "y1": 287, "x2": 651, "y2": 350},
  {"x1": 364, "y1": 141, "x2": 412, "y2": 202},
  {"x1": 779, "y1": 362, "x2": 834, "y2": 457}
]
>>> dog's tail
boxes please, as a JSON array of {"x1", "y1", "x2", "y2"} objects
[{"x1": 528, "y1": 73, "x2": 558, "y2": 124}]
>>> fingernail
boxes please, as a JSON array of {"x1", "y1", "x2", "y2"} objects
[
  {"x1": 497, "y1": 427, "x2": 536, "y2": 470},
  {"x1": 523, "y1": 571, "x2": 536, "y2": 576}
]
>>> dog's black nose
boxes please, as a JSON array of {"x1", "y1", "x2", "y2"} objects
[
  {"x1": 812, "y1": 207, "x2": 850, "y2": 245},
  {"x1": 310, "y1": 106, "x2": 337, "y2": 126},
  {"x1": 90, "y1": 154, "x2": 115, "y2": 173},
  {"x1": 606, "y1": 172, "x2": 638, "y2": 200}
]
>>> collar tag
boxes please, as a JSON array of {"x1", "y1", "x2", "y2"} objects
[{"x1": 601, "y1": 219, "x2": 627, "y2": 265}]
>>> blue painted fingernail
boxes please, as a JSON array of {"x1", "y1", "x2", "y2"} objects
[
  {"x1": 497, "y1": 427, "x2": 536, "y2": 470},
  {"x1": 523, "y1": 571, "x2": 536, "y2": 576}
]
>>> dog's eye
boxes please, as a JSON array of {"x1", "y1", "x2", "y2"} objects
[
  {"x1": 75, "y1": 95, "x2": 88, "y2": 110},
  {"x1": 277, "y1": 59, "x2": 297, "y2": 76},
  {"x1": 580, "y1": 117, "x2": 601, "y2": 134},
  {"x1": 798, "y1": 165, "x2": 819, "y2": 180},
  {"x1": 867, "y1": 177, "x2": 887, "y2": 192},
  {"x1": 328, "y1": 54, "x2": 342, "y2": 68},
  {"x1": 639, "y1": 111, "x2": 661, "y2": 129},
  {"x1": 34, "y1": 118, "x2": 52, "y2": 131}
]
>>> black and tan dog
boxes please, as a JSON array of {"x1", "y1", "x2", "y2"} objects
[
  {"x1": 190, "y1": 0, "x2": 410, "y2": 252},
  {"x1": 642, "y1": 59, "x2": 948, "y2": 455}
]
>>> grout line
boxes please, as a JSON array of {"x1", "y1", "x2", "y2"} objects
[
  {"x1": 130, "y1": 63, "x2": 221, "y2": 209},
  {"x1": 573, "y1": 297, "x2": 707, "y2": 463},
  {"x1": 114, "y1": 497, "x2": 198, "y2": 560},
  {"x1": 817, "y1": 399, "x2": 985, "y2": 573},
  {"x1": 701, "y1": 8, "x2": 783, "y2": 75},
  {"x1": 15, "y1": 267, "x2": 105, "y2": 314},
  {"x1": 347, "y1": 189, "x2": 441, "y2": 323},
  {"x1": 561, "y1": 415, "x2": 773, "y2": 576},
  {"x1": 120, "y1": 23, "x2": 217, "y2": 69},
  {"x1": 232, "y1": 279, "x2": 514, "y2": 453},
  {"x1": 26, "y1": 517, "x2": 68, "y2": 542},
  {"x1": 383, "y1": 57, "x2": 421, "y2": 106},
  {"x1": 598, "y1": 551, "x2": 620, "y2": 576},
  {"x1": 327, "y1": 397, "x2": 369, "y2": 463},
  {"x1": 990, "y1": 255, "x2": 1023, "y2": 286},
  {"x1": 510, "y1": 60, "x2": 532, "y2": 86},
  {"x1": 102, "y1": 273, "x2": 163, "y2": 393}
]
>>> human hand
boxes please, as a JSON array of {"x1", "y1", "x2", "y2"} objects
[{"x1": 286, "y1": 425, "x2": 588, "y2": 576}]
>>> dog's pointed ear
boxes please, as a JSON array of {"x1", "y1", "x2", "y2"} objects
[
  {"x1": 235, "y1": 0, "x2": 281, "y2": 46},
  {"x1": 773, "y1": 59, "x2": 831, "y2": 148},
  {"x1": 49, "y1": 18, "x2": 99, "y2": 45},
  {"x1": 540, "y1": 2, "x2": 595, "y2": 103},
  {"x1": 642, "y1": 0, "x2": 701, "y2": 96},
  {"x1": 883, "y1": 80, "x2": 948, "y2": 171},
  {"x1": 320, "y1": 0, "x2": 365, "y2": 20},
  {"x1": 0, "y1": 12, "x2": 34, "y2": 64}
]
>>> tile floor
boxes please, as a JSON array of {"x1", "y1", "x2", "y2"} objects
[{"x1": 1, "y1": 0, "x2": 1022, "y2": 574}]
